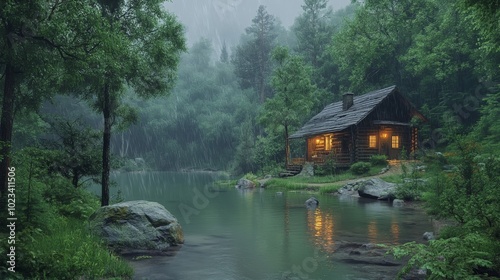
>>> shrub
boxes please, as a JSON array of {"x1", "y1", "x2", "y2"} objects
[
  {"x1": 370, "y1": 154, "x2": 388, "y2": 166},
  {"x1": 395, "y1": 183, "x2": 422, "y2": 201},
  {"x1": 350, "y1": 162, "x2": 371, "y2": 175}
]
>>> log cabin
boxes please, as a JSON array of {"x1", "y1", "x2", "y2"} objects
[{"x1": 288, "y1": 85, "x2": 426, "y2": 168}]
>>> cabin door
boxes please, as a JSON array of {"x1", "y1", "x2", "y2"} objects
[{"x1": 380, "y1": 136, "x2": 391, "y2": 159}]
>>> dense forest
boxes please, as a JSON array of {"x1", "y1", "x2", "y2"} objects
[
  {"x1": 5, "y1": 0, "x2": 499, "y2": 175},
  {"x1": 1, "y1": 0, "x2": 499, "y2": 279}
]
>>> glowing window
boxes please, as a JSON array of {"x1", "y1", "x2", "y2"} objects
[
  {"x1": 392, "y1": 135, "x2": 400, "y2": 149},
  {"x1": 369, "y1": 135, "x2": 377, "y2": 148}
]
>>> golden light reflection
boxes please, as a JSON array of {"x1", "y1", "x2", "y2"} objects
[
  {"x1": 391, "y1": 222, "x2": 400, "y2": 245},
  {"x1": 368, "y1": 221, "x2": 378, "y2": 243},
  {"x1": 307, "y1": 208, "x2": 335, "y2": 254}
]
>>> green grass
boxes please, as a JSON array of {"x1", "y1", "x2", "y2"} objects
[
  {"x1": 380, "y1": 174, "x2": 403, "y2": 183},
  {"x1": 319, "y1": 184, "x2": 343, "y2": 194},
  {"x1": 266, "y1": 178, "x2": 317, "y2": 190},
  {"x1": 16, "y1": 218, "x2": 133, "y2": 279}
]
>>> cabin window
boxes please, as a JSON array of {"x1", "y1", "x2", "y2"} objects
[
  {"x1": 313, "y1": 134, "x2": 333, "y2": 151},
  {"x1": 369, "y1": 135, "x2": 377, "y2": 148},
  {"x1": 392, "y1": 135, "x2": 400, "y2": 149},
  {"x1": 325, "y1": 134, "x2": 332, "y2": 151}
]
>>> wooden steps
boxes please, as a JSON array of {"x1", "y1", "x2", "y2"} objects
[{"x1": 279, "y1": 165, "x2": 303, "y2": 177}]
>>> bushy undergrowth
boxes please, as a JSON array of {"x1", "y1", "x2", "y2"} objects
[
  {"x1": 370, "y1": 154, "x2": 388, "y2": 166},
  {"x1": 0, "y1": 148, "x2": 132, "y2": 279},
  {"x1": 393, "y1": 138, "x2": 500, "y2": 278},
  {"x1": 350, "y1": 162, "x2": 371, "y2": 175}
]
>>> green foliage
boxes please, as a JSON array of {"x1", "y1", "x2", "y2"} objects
[
  {"x1": 6, "y1": 219, "x2": 133, "y2": 279},
  {"x1": 0, "y1": 149, "x2": 131, "y2": 279},
  {"x1": 243, "y1": 172, "x2": 259, "y2": 186},
  {"x1": 370, "y1": 154, "x2": 388, "y2": 166},
  {"x1": 43, "y1": 118, "x2": 102, "y2": 188},
  {"x1": 350, "y1": 162, "x2": 371, "y2": 175},
  {"x1": 260, "y1": 46, "x2": 315, "y2": 131},
  {"x1": 259, "y1": 46, "x2": 315, "y2": 166},
  {"x1": 394, "y1": 137, "x2": 500, "y2": 278},
  {"x1": 315, "y1": 152, "x2": 337, "y2": 176},
  {"x1": 232, "y1": 5, "x2": 278, "y2": 103},
  {"x1": 395, "y1": 183, "x2": 425, "y2": 202},
  {"x1": 392, "y1": 233, "x2": 498, "y2": 280},
  {"x1": 475, "y1": 90, "x2": 500, "y2": 152}
]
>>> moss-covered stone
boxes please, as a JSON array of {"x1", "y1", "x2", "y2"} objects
[{"x1": 89, "y1": 200, "x2": 183, "y2": 253}]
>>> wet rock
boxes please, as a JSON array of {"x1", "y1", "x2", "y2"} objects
[
  {"x1": 235, "y1": 178, "x2": 256, "y2": 189},
  {"x1": 393, "y1": 199, "x2": 405, "y2": 207},
  {"x1": 423, "y1": 232, "x2": 435, "y2": 241},
  {"x1": 379, "y1": 166, "x2": 390, "y2": 174},
  {"x1": 332, "y1": 241, "x2": 402, "y2": 267},
  {"x1": 297, "y1": 162, "x2": 314, "y2": 177},
  {"x1": 357, "y1": 178, "x2": 396, "y2": 200},
  {"x1": 305, "y1": 197, "x2": 319, "y2": 208},
  {"x1": 331, "y1": 241, "x2": 427, "y2": 280},
  {"x1": 338, "y1": 180, "x2": 365, "y2": 196},
  {"x1": 89, "y1": 200, "x2": 183, "y2": 253}
]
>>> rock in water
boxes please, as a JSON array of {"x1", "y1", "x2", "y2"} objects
[
  {"x1": 235, "y1": 178, "x2": 256, "y2": 189},
  {"x1": 357, "y1": 178, "x2": 396, "y2": 200},
  {"x1": 89, "y1": 200, "x2": 184, "y2": 253},
  {"x1": 305, "y1": 197, "x2": 319, "y2": 208}
]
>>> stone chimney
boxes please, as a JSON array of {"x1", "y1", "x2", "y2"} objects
[{"x1": 342, "y1": 92, "x2": 354, "y2": 111}]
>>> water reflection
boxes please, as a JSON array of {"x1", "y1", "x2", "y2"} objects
[
  {"x1": 391, "y1": 220, "x2": 400, "y2": 245},
  {"x1": 307, "y1": 208, "x2": 335, "y2": 254},
  {"x1": 367, "y1": 221, "x2": 378, "y2": 243}
]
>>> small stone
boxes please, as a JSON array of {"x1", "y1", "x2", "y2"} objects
[
  {"x1": 423, "y1": 232, "x2": 434, "y2": 241},
  {"x1": 393, "y1": 199, "x2": 405, "y2": 207}
]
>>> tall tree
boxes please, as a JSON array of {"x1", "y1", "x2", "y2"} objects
[
  {"x1": 259, "y1": 46, "x2": 315, "y2": 166},
  {"x1": 82, "y1": 0, "x2": 185, "y2": 206},
  {"x1": 331, "y1": 0, "x2": 436, "y2": 93},
  {"x1": 293, "y1": 0, "x2": 333, "y2": 69},
  {"x1": 232, "y1": 5, "x2": 277, "y2": 103},
  {"x1": 0, "y1": 0, "x2": 101, "y2": 198},
  {"x1": 220, "y1": 41, "x2": 229, "y2": 63}
]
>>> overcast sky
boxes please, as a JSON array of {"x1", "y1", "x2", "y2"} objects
[{"x1": 165, "y1": 0, "x2": 351, "y2": 50}]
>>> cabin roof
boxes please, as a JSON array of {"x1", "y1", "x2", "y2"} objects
[{"x1": 290, "y1": 85, "x2": 402, "y2": 139}]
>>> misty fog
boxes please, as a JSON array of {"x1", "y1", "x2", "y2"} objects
[{"x1": 165, "y1": 0, "x2": 350, "y2": 50}]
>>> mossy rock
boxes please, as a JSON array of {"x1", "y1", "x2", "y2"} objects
[{"x1": 89, "y1": 200, "x2": 184, "y2": 253}]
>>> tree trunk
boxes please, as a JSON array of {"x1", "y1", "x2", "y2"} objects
[
  {"x1": 285, "y1": 124, "x2": 290, "y2": 168},
  {"x1": 101, "y1": 83, "x2": 111, "y2": 206},
  {"x1": 0, "y1": 62, "x2": 16, "y2": 198},
  {"x1": 72, "y1": 170, "x2": 79, "y2": 189}
]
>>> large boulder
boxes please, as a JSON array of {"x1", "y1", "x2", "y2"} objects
[
  {"x1": 357, "y1": 178, "x2": 396, "y2": 200},
  {"x1": 89, "y1": 200, "x2": 183, "y2": 253}
]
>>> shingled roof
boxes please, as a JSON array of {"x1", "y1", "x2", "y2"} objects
[{"x1": 289, "y1": 85, "x2": 398, "y2": 139}]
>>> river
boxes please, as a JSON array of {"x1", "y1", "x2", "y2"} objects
[{"x1": 104, "y1": 171, "x2": 432, "y2": 280}]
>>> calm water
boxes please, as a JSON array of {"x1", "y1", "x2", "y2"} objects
[{"x1": 102, "y1": 171, "x2": 432, "y2": 280}]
